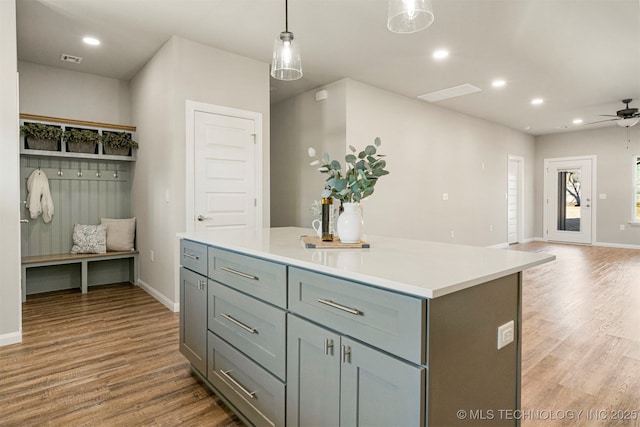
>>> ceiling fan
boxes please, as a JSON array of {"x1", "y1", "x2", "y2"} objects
[{"x1": 587, "y1": 99, "x2": 640, "y2": 127}]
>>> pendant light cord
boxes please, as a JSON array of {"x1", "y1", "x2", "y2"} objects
[{"x1": 285, "y1": 0, "x2": 289, "y2": 32}]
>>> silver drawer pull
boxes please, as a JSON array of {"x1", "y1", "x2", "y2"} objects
[
  {"x1": 183, "y1": 253, "x2": 199, "y2": 260},
  {"x1": 219, "y1": 369, "x2": 256, "y2": 400},
  {"x1": 220, "y1": 313, "x2": 258, "y2": 334},
  {"x1": 220, "y1": 266, "x2": 259, "y2": 281},
  {"x1": 317, "y1": 298, "x2": 362, "y2": 316},
  {"x1": 324, "y1": 338, "x2": 334, "y2": 356}
]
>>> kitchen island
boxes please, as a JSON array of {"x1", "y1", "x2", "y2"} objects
[{"x1": 177, "y1": 227, "x2": 554, "y2": 426}]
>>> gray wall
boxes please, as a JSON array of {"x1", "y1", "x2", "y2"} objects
[
  {"x1": 271, "y1": 78, "x2": 537, "y2": 247},
  {"x1": 271, "y1": 80, "x2": 347, "y2": 227},
  {"x1": 18, "y1": 61, "x2": 131, "y2": 124},
  {"x1": 535, "y1": 125, "x2": 640, "y2": 246},
  {"x1": 130, "y1": 36, "x2": 271, "y2": 309},
  {"x1": 0, "y1": 0, "x2": 21, "y2": 346}
]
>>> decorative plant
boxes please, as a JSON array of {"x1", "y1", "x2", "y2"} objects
[
  {"x1": 102, "y1": 131, "x2": 139, "y2": 149},
  {"x1": 309, "y1": 137, "x2": 389, "y2": 203},
  {"x1": 63, "y1": 128, "x2": 102, "y2": 145},
  {"x1": 20, "y1": 123, "x2": 63, "y2": 140}
]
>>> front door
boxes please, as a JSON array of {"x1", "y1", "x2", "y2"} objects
[
  {"x1": 193, "y1": 110, "x2": 259, "y2": 232},
  {"x1": 545, "y1": 157, "x2": 594, "y2": 244}
]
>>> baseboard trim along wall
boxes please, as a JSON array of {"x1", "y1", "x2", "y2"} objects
[
  {"x1": 137, "y1": 279, "x2": 179, "y2": 312},
  {"x1": 0, "y1": 331, "x2": 22, "y2": 347},
  {"x1": 594, "y1": 241, "x2": 640, "y2": 250}
]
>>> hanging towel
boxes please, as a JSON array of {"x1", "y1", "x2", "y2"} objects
[{"x1": 26, "y1": 169, "x2": 54, "y2": 223}]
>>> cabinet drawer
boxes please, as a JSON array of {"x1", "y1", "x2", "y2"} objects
[
  {"x1": 288, "y1": 267, "x2": 426, "y2": 364},
  {"x1": 208, "y1": 247, "x2": 287, "y2": 308},
  {"x1": 208, "y1": 332, "x2": 285, "y2": 427},
  {"x1": 208, "y1": 281, "x2": 286, "y2": 380},
  {"x1": 180, "y1": 240, "x2": 207, "y2": 276}
]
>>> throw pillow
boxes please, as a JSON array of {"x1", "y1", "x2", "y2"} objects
[
  {"x1": 70, "y1": 224, "x2": 107, "y2": 254},
  {"x1": 101, "y1": 217, "x2": 136, "y2": 251}
]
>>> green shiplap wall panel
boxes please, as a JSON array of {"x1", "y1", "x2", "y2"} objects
[{"x1": 20, "y1": 155, "x2": 131, "y2": 257}]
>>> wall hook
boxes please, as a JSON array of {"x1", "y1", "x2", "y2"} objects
[
  {"x1": 57, "y1": 168, "x2": 63, "y2": 176},
  {"x1": 77, "y1": 168, "x2": 83, "y2": 177},
  {"x1": 96, "y1": 168, "x2": 102, "y2": 178},
  {"x1": 113, "y1": 170, "x2": 119, "y2": 179}
]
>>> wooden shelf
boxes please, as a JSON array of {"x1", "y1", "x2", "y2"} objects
[{"x1": 19, "y1": 114, "x2": 137, "y2": 162}]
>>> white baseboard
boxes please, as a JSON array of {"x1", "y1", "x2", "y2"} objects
[
  {"x1": 594, "y1": 241, "x2": 640, "y2": 250},
  {"x1": 487, "y1": 242, "x2": 509, "y2": 249},
  {"x1": 137, "y1": 279, "x2": 179, "y2": 312},
  {"x1": 0, "y1": 331, "x2": 22, "y2": 347}
]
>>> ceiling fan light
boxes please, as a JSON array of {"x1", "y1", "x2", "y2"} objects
[
  {"x1": 617, "y1": 117, "x2": 639, "y2": 127},
  {"x1": 271, "y1": 31, "x2": 302, "y2": 81},
  {"x1": 387, "y1": 0, "x2": 434, "y2": 34}
]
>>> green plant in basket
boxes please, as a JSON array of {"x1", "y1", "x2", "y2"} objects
[
  {"x1": 63, "y1": 128, "x2": 102, "y2": 145},
  {"x1": 20, "y1": 122, "x2": 63, "y2": 140},
  {"x1": 102, "y1": 131, "x2": 138, "y2": 149},
  {"x1": 309, "y1": 137, "x2": 389, "y2": 203}
]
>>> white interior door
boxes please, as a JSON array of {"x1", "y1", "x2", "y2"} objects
[
  {"x1": 193, "y1": 110, "x2": 258, "y2": 232},
  {"x1": 507, "y1": 157, "x2": 522, "y2": 244},
  {"x1": 545, "y1": 157, "x2": 594, "y2": 244}
]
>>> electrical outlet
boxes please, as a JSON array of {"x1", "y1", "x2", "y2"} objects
[
  {"x1": 442, "y1": 193, "x2": 449, "y2": 201},
  {"x1": 450, "y1": 230, "x2": 455, "y2": 238},
  {"x1": 489, "y1": 225, "x2": 493, "y2": 232},
  {"x1": 497, "y1": 320, "x2": 515, "y2": 350},
  {"x1": 620, "y1": 224, "x2": 625, "y2": 231},
  {"x1": 150, "y1": 250, "x2": 154, "y2": 262}
]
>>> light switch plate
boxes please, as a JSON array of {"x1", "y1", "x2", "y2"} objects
[{"x1": 497, "y1": 320, "x2": 515, "y2": 350}]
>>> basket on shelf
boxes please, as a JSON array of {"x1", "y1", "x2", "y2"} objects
[{"x1": 26, "y1": 137, "x2": 59, "y2": 151}]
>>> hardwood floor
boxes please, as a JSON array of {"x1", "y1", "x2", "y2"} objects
[
  {"x1": 514, "y1": 242, "x2": 640, "y2": 427},
  {"x1": 1, "y1": 243, "x2": 638, "y2": 426},
  {"x1": 0, "y1": 284, "x2": 241, "y2": 427}
]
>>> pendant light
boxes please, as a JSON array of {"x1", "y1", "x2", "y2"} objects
[
  {"x1": 387, "y1": 0, "x2": 435, "y2": 34},
  {"x1": 271, "y1": 0, "x2": 302, "y2": 81}
]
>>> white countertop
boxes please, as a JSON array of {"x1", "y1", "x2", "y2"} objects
[{"x1": 178, "y1": 227, "x2": 554, "y2": 299}]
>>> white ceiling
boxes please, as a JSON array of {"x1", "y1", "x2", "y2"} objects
[{"x1": 16, "y1": 0, "x2": 640, "y2": 135}]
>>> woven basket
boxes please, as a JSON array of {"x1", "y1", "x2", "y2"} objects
[
  {"x1": 67, "y1": 141, "x2": 97, "y2": 154},
  {"x1": 104, "y1": 146, "x2": 130, "y2": 156},
  {"x1": 26, "y1": 137, "x2": 58, "y2": 151}
]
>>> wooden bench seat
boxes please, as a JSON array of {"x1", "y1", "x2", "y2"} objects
[{"x1": 21, "y1": 251, "x2": 139, "y2": 302}]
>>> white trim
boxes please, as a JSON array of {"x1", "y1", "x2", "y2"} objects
[
  {"x1": 0, "y1": 331, "x2": 22, "y2": 347},
  {"x1": 137, "y1": 279, "x2": 179, "y2": 312},
  {"x1": 633, "y1": 154, "x2": 640, "y2": 223},
  {"x1": 594, "y1": 241, "x2": 640, "y2": 250},
  {"x1": 185, "y1": 100, "x2": 263, "y2": 233},
  {"x1": 488, "y1": 242, "x2": 509, "y2": 249},
  {"x1": 508, "y1": 155, "x2": 525, "y2": 244},
  {"x1": 543, "y1": 155, "x2": 597, "y2": 244}
]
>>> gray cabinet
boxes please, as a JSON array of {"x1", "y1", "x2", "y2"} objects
[
  {"x1": 287, "y1": 314, "x2": 425, "y2": 427},
  {"x1": 179, "y1": 266, "x2": 207, "y2": 374}
]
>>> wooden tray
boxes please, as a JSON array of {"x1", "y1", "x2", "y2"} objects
[{"x1": 302, "y1": 235, "x2": 370, "y2": 249}]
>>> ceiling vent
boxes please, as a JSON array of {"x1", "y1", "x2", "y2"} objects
[
  {"x1": 60, "y1": 54, "x2": 83, "y2": 64},
  {"x1": 418, "y1": 83, "x2": 482, "y2": 103}
]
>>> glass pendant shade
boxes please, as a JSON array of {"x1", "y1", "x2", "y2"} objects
[
  {"x1": 271, "y1": 31, "x2": 303, "y2": 81},
  {"x1": 387, "y1": 0, "x2": 435, "y2": 34},
  {"x1": 617, "y1": 117, "x2": 639, "y2": 127}
]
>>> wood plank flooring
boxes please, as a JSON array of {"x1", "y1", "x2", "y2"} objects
[
  {"x1": 0, "y1": 284, "x2": 241, "y2": 427},
  {"x1": 514, "y1": 242, "x2": 640, "y2": 427},
  {"x1": 1, "y1": 242, "x2": 638, "y2": 426}
]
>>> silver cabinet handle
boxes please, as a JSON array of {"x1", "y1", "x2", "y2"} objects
[
  {"x1": 197, "y1": 215, "x2": 212, "y2": 222},
  {"x1": 220, "y1": 266, "x2": 259, "y2": 281},
  {"x1": 198, "y1": 280, "x2": 206, "y2": 290},
  {"x1": 317, "y1": 298, "x2": 362, "y2": 316},
  {"x1": 220, "y1": 313, "x2": 258, "y2": 334},
  {"x1": 341, "y1": 345, "x2": 351, "y2": 364},
  {"x1": 219, "y1": 369, "x2": 256, "y2": 400},
  {"x1": 183, "y1": 253, "x2": 199, "y2": 260},
  {"x1": 324, "y1": 338, "x2": 334, "y2": 356},
  {"x1": 20, "y1": 219, "x2": 29, "y2": 223}
]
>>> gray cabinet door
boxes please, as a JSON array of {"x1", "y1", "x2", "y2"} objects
[
  {"x1": 179, "y1": 267, "x2": 207, "y2": 374},
  {"x1": 286, "y1": 315, "x2": 340, "y2": 427},
  {"x1": 340, "y1": 337, "x2": 426, "y2": 427}
]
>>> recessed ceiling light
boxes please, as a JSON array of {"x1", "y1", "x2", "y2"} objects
[
  {"x1": 492, "y1": 79, "x2": 506, "y2": 88},
  {"x1": 573, "y1": 118, "x2": 583, "y2": 125},
  {"x1": 433, "y1": 49, "x2": 449, "y2": 60},
  {"x1": 531, "y1": 98, "x2": 544, "y2": 105},
  {"x1": 83, "y1": 37, "x2": 100, "y2": 46}
]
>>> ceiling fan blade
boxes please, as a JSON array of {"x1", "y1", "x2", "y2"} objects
[
  {"x1": 584, "y1": 118, "x2": 619, "y2": 125},
  {"x1": 598, "y1": 114, "x2": 619, "y2": 117}
]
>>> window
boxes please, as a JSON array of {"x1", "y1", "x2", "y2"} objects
[{"x1": 635, "y1": 155, "x2": 640, "y2": 222}]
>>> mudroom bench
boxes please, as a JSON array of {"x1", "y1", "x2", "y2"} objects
[{"x1": 21, "y1": 251, "x2": 139, "y2": 302}]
